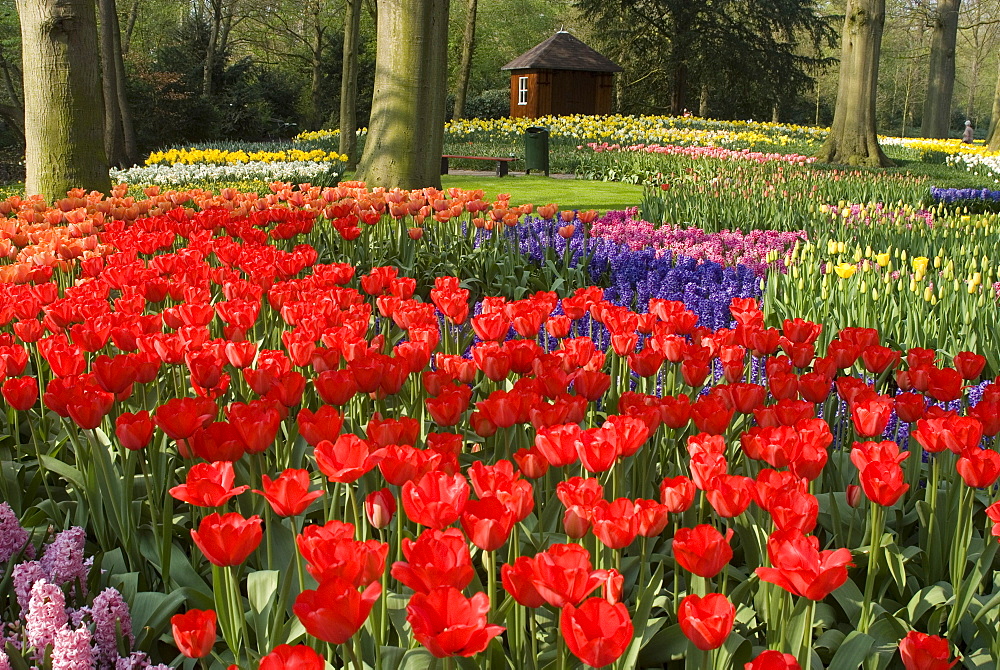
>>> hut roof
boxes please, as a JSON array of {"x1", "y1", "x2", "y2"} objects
[{"x1": 501, "y1": 31, "x2": 622, "y2": 73}]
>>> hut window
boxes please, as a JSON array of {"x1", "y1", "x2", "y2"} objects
[{"x1": 517, "y1": 77, "x2": 528, "y2": 105}]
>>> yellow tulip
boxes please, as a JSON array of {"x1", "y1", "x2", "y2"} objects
[{"x1": 834, "y1": 263, "x2": 857, "y2": 278}]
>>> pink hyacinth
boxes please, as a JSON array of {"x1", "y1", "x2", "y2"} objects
[{"x1": 51, "y1": 626, "x2": 94, "y2": 670}]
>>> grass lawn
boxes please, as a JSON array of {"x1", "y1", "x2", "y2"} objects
[{"x1": 441, "y1": 174, "x2": 644, "y2": 212}]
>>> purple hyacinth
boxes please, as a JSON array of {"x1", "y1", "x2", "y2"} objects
[
  {"x1": 0, "y1": 503, "x2": 29, "y2": 565},
  {"x1": 13, "y1": 560, "x2": 45, "y2": 612},
  {"x1": 40, "y1": 527, "x2": 90, "y2": 595},
  {"x1": 92, "y1": 588, "x2": 134, "y2": 667}
]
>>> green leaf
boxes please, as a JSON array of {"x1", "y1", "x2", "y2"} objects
[
  {"x1": 637, "y1": 624, "x2": 688, "y2": 666},
  {"x1": 38, "y1": 455, "x2": 85, "y2": 490},
  {"x1": 620, "y1": 563, "x2": 664, "y2": 669},
  {"x1": 883, "y1": 542, "x2": 906, "y2": 595},
  {"x1": 827, "y1": 630, "x2": 874, "y2": 670},
  {"x1": 248, "y1": 569, "x2": 280, "y2": 616},
  {"x1": 398, "y1": 649, "x2": 438, "y2": 670},
  {"x1": 905, "y1": 584, "x2": 951, "y2": 625},
  {"x1": 131, "y1": 589, "x2": 189, "y2": 651}
]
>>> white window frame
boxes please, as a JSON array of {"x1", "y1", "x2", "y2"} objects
[{"x1": 517, "y1": 76, "x2": 529, "y2": 106}]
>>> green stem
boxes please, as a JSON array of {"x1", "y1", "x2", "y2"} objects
[
  {"x1": 859, "y1": 503, "x2": 885, "y2": 633},
  {"x1": 487, "y1": 549, "x2": 497, "y2": 622},
  {"x1": 801, "y1": 598, "x2": 815, "y2": 670}
]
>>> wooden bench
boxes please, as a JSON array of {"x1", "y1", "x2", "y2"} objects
[{"x1": 441, "y1": 155, "x2": 516, "y2": 177}]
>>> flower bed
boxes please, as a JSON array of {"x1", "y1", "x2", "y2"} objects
[
  {"x1": 0, "y1": 184, "x2": 998, "y2": 670},
  {"x1": 582, "y1": 143, "x2": 817, "y2": 166},
  {"x1": 589, "y1": 208, "x2": 804, "y2": 277},
  {"x1": 931, "y1": 186, "x2": 1000, "y2": 212}
]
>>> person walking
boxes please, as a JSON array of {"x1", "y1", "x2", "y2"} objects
[{"x1": 963, "y1": 120, "x2": 974, "y2": 144}]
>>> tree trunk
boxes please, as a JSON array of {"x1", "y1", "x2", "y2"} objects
[
  {"x1": 339, "y1": 0, "x2": 363, "y2": 167},
  {"x1": 669, "y1": 61, "x2": 687, "y2": 115},
  {"x1": 99, "y1": 0, "x2": 128, "y2": 167},
  {"x1": 451, "y1": 0, "x2": 477, "y2": 120},
  {"x1": 16, "y1": 0, "x2": 110, "y2": 199},
  {"x1": 920, "y1": 0, "x2": 960, "y2": 138},
  {"x1": 771, "y1": 102, "x2": 779, "y2": 123},
  {"x1": 308, "y1": 17, "x2": 325, "y2": 130},
  {"x1": 203, "y1": 0, "x2": 222, "y2": 97},
  {"x1": 815, "y1": 0, "x2": 893, "y2": 167},
  {"x1": 357, "y1": 0, "x2": 449, "y2": 189},
  {"x1": 104, "y1": 0, "x2": 136, "y2": 164},
  {"x1": 122, "y1": 0, "x2": 140, "y2": 56},
  {"x1": 698, "y1": 83, "x2": 709, "y2": 118},
  {"x1": 988, "y1": 60, "x2": 1000, "y2": 149}
]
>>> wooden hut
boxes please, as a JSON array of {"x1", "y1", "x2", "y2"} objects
[{"x1": 501, "y1": 31, "x2": 622, "y2": 118}]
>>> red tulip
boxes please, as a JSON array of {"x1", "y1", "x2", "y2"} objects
[
  {"x1": 911, "y1": 416, "x2": 983, "y2": 454},
  {"x1": 591, "y1": 498, "x2": 638, "y2": 549},
  {"x1": 690, "y1": 394, "x2": 734, "y2": 435},
  {"x1": 755, "y1": 530, "x2": 853, "y2": 600},
  {"x1": 894, "y1": 393, "x2": 926, "y2": 423},
  {"x1": 367, "y1": 414, "x2": 420, "y2": 447},
  {"x1": 561, "y1": 597, "x2": 634, "y2": 668},
  {"x1": 985, "y1": 502, "x2": 1000, "y2": 542},
  {"x1": 850, "y1": 440, "x2": 909, "y2": 470},
  {"x1": 115, "y1": 410, "x2": 155, "y2": 451},
  {"x1": 191, "y1": 512, "x2": 262, "y2": 566},
  {"x1": 225, "y1": 400, "x2": 282, "y2": 454},
  {"x1": 189, "y1": 422, "x2": 246, "y2": 462},
  {"x1": 850, "y1": 396, "x2": 893, "y2": 438},
  {"x1": 925, "y1": 367, "x2": 963, "y2": 402},
  {"x1": 500, "y1": 556, "x2": 546, "y2": 608},
  {"x1": 315, "y1": 434, "x2": 379, "y2": 483},
  {"x1": 767, "y1": 489, "x2": 819, "y2": 534},
  {"x1": 956, "y1": 447, "x2": 1000, "y2": 489},
  {"x1": 660, "y1": 476, "x2": 696, "y2": 513},
  {"x1": 898, "y1": 631, "x2": 959, "y2": 670},
  {"x1": 365, "y1": 488, "x2": 397, "y2": 529},
  {"x1": 406, "y1": 587, "x2": 504, "y2": 657},
  {"x1": 391, "y1": 528, "x2": 474, "y2": 593},
  {"x1": 672, "y1": 524, "x2": 733, "y2": 578},
  {"x1": 706, "y1": 475, "x2": 755, "y2": 518},
  {"x1": 535, "y1": 424, "x2": 583, "y2": 468},
  {"x1": 745, "y1": 650, "x2": 802, "y2": 669},
  {"x1": 65, "y1": 385, "x2": 115, "y2": 430},
  {"x1": 425, "y1": 386, "x2": 472, "y2": 426},
  {"x1": 154, "y1": 396, "x2": 217, "y2": 441},
  {"x1": 401, "y1": 470, "x2": 469, "y2": 530},
  {"x1": 293, "y1": 578, "x2": 381, "y2": 644},
  {"x1": 258, "y1": 644, "x2": 326, "y2": 670},
  {"x1": 313, "y1": 369, "x2": 359, "y2": 406},
  {"x1": 1, "y1": 376, "x2": 37, "y2": 411},
  {"x1": 171, "y1": 609, "x2": 216, "y2": 658},
  {"x1": 254, "y1": 469, "x2": 323, "y2": 516},
  {"x1": 296, "y1": 520, "x2": 388, "y2": 586},
  {"x1": 506, "y1": 543, "x2": 604, "y2": 608},
  {"x1": 169, "y1": 462, "x2": 249, "y2": 507},
  {"x1": 460, "y1": 496, "x2": 515, "y2": 551},
  {"x1": 678, "y1": 593, "x2": 735, "y2": 651},
  {"x1": 859, "y1": 461, "x2": 909, "y2": 506},
  {"x1": 633, "y1": 499, "x2": 670, "y2": 537}
]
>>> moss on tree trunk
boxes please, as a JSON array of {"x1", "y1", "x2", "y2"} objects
[
  {"x1": 815, "y1": 0, "x2": 893, "y2": 168},
  {"x1": 17, "y1": 0, "x2": 110, "y2": 200},
  {"x1": 357, "y1": 0, "x2": 450, "y2": 190}
]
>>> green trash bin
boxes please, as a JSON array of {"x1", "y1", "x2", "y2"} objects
[{"x1": 524, "y1": 126, "x2": 550, "y2": 176}]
